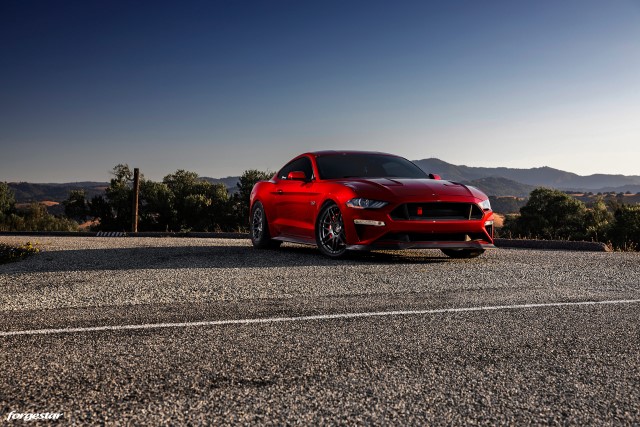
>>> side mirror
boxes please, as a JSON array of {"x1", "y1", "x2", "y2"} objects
[
  {"x1": 287, "y1": 171, "x2": 307, "y2": 181},
  {"x1": 429, "y1": 173, "x2": 441, "y2": 180}
]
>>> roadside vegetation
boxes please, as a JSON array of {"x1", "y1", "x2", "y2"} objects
[
  {"x1": 0, "y1": 241, "x2": 40, "y2": 264},
  {"x1": 501, "y1": 188, "x2": 640, "y2": 251},
  {"x1": 60, "y1": 165, "x2": 271, "y2": 233},
  {"x1": 1, "y1": 182, "x2": 78, "y2": 232},
  {"x1": 2, "y1": 169, "x2": 640, "y2": 251}
]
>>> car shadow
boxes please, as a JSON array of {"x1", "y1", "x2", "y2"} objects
[{"x1": 1, "y1": 243, "x2": 450, "y2": 273}]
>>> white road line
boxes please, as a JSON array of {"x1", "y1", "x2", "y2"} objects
[{"x1": 2, "y1": 299, "x2": 640, "y2": 337}]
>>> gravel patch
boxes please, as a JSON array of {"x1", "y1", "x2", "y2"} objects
[
  {"x1": 0, "y1": 237, "x2": 638, "y2": 313},
  {"x1": 1, "y1": 236, "x2": 639, "y2": 424}
]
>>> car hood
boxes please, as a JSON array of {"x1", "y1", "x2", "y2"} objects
[{"x1": 337, "y1": 178, "x2": 487, "y2": 200}]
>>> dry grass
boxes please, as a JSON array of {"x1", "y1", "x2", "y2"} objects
[
  {"x1": 15, "y1": 201, "x2": 60, "y2": 209},
  {"x1": 78, "y1": 219, "x2": 99, "y2": 230}
]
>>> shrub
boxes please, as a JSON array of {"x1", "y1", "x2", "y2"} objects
[
  {"x1": 0, "y1": 182, "x2": 16, "y2": 217},
  {"x1": 608, "y1": 204, "x2": 640, "y2": 251},
  {"x1": 584, "y1": 196, "x2": 613, "y2": 242},
  {"x1": 138, "y1": 180, "x2": 175, "y2": 231},
  {"x1": 162, "y1": 170, "x2": 230, "y2": 231},
  {"x1": 503, "y1": 188, "x2": 588, "y2": 240},
  {"x1": 102, "y1": 164, "x2": 135, "y2": 231},
  {"x1": 231, "y1": 169, "x2": 273, "y2": 230},
  {"x1": 15, "y1": 203, "x2": 79, "y2": 232},
  {"x1": 0, "y1": 241, "x2": 40, "y2": 264},
  {"x1": 63, "y1": 189, "x2": 90, "y2": 221}
]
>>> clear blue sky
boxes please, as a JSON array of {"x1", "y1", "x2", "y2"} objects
[{"x1": 1, "y1": 0, "x2": 639, "y2": 182}]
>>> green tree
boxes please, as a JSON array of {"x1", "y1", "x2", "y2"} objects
[
  {"x1": 139, "y1": 180, "x2": 176, "y2": 231},
  {"x1": 163, "y1": 170, "x2": 206, "y2": 230},
  {"x1": 88, "y1": 195, "x2": 113, "y2": 228},
  {"x1": 584, "y1": 196, "x2": 613, "y2": 242},
  {"x1": 608, "y1": 204, "x2": 640, "y2": 250},
  {"x1": 504, "y1": 188, "x2": 589, "y2": 239},
  {"x1": 207, "y1": 183, "x2": 231, "y2": 231},
  {"x1": 232, "y1": 170, "x2": 273, "y2": 230},
  {"x1": 183, "y1": 193, "x2": 212, "y2": 231},
  {"x1": 162, "y1": 170, "x2": 230, "y2": 231},
  {"x1": 0, "y1": 182, "x2": 16, "y2": 221},
  {"x1": 63, "y1": 190, "x2": 89, "y2": 222},
  {"x1": 607, "y1": 198, "x2": 625, "y2": 212},
  {"x1": 99, "y1": 164, "x2": 135, "y2": 231}
]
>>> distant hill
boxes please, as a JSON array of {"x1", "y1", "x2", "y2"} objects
[
  {"x1": 8, "y1": 182, "x2": 108, "y2": 203},
  {"x1": 201, "y1": 176, "x2": 240, "y2": 193},
  {"x1": 413, "y1": 158, "x2": 485, "y2": 182},
  {"x1": 488, "y1": 196, "x2": 528, "y2": 214},
  {"x1": 589, "y1": 184, "x2": 640, "y2": 194},
  {"x1": 6, "y1": 177, "x2": 242, "y2": 203},
  {"x1": 462, "y1": 177, "x2": 536, "y2": 197},
  {"x1": 414, "y1": 158, "x2": 640, "y2": 192}
]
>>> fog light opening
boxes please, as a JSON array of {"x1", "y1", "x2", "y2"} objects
[{"x1": 353, "y1": 219, "x2": 386, "y2": 227}]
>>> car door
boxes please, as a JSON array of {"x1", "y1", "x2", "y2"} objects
[{"x1": 273, "y1": 156, "x2": 318, "y2": 240}]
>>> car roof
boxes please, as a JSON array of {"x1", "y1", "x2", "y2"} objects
[{"x1": 306, "y1": 150, "x2": 398, "y2": 157}]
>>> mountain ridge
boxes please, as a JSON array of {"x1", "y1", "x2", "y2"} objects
[
  {"x1": 413, "y1": 158, "x2": 640, "y2": 190},
  {"x1": 5, "y1": 158, "x2": 638, "y2": 202}
]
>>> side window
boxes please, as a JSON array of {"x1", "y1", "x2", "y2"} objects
[{"x1": 278, "y1": 157, "x2": 314, "y2": 180}]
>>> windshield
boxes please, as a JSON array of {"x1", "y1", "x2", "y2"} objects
[{"x1": 316, "y1": 153, "x2": 428, "y2": 180}]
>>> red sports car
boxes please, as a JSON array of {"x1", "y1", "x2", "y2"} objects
[{"x1": 249, "y1": 151, "x2": 495, "y2": 259}]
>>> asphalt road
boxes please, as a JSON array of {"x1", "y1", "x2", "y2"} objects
[{"x1": 1, "y1": 237, "x2": 639, "y2": 425}]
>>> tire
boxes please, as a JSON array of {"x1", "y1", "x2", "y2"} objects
[
  {"x1": 441, "y1": 248, "x2": 485, "y2": 259},
  {"x1": 250, "y1": 202, "x2": 282, "y2": 249},
  {"x1": 316, "y1": 202, "x2": 348, "y2": 259}
]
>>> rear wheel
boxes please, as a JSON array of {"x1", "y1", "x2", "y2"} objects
[
  {"x1": 316, "y1": 202, "x2": 348, "y2": 259},
  {"x1": 441, "y1": 248, "x2": 485, "y2": 259},
  {"x1": 250, "y1": 202, "x2": 282, "y2": 249}
]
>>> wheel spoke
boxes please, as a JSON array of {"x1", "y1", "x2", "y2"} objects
[{"x1": 252, "y1": 208, "x2": 263, "y2": 240}]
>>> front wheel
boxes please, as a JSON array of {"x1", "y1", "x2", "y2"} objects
[
  {"x1": 250, "y1": 201, "x2": 282, "y2": 249},
  {"x1": 316, "y1": 202, "x2": 348, "y2": 259},
  {"x1": 441, "y1": 248, "x2": 485, "y2": 259}
]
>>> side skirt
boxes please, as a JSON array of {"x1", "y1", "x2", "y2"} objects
[{"x1": 272, "y1": 235, "x2": 317, "y2": 246}]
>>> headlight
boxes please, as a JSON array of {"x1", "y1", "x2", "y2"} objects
[
  {"x1": 346, "y1": 198, "x2": 388, "y2": 209},
  {"x1": 479, "y1": 199, "x2": 491, "y2": 210}
]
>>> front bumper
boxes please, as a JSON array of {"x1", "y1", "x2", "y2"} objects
[{"x1": 344, "y1": 202, "x2": 495, "y2": 251}]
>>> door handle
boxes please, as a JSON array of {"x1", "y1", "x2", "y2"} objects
[{"x1": 277, "y1": 189, "x2": 283, "y2": 194}]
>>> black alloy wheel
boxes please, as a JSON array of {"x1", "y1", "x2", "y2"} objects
[
  {"x1": 250, "y1": 201, "x2": 281, "y2": 249},
  {"x1": 316, "y1": 202, "x2": 348, "y2": 258}
]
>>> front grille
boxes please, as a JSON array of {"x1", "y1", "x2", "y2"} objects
[{"x1": 389, "y1": 202, "x2": 483, "y2": 220}]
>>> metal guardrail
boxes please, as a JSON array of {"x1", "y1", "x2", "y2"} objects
[{"x1": 494, "y1": 238, "x2": 610, "y2": 252}]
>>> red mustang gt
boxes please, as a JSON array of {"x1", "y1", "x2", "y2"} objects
[{"x1": 249, "y1": 151, "x2": 495, "y2": 259}]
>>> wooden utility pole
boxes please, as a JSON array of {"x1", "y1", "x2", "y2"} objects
[{"x1": 132, "y1": 168, "x2": 140, "y2": 233}]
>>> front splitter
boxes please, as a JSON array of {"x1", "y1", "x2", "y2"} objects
[{"x1": 346, "y1": 241, "x2": 496, "y2": 251}]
